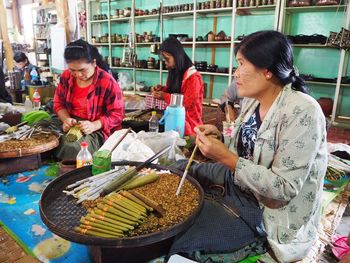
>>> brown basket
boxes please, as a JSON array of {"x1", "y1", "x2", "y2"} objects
[
  {"x1": 39, "y1": 161, "x2": 204, "y2": 249},
  {"x1": 0, "y1": 134, "x2": 59, "y2": 158}
]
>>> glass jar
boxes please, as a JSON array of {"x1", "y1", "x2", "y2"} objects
[
  {"x1": 287, "y1": 0, "x2": 311, "y2": 7},
  {"x1": 316, "y1": 0, "x2": 339, "y2": 5}
]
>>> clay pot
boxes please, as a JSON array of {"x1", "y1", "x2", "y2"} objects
[
  {"x1": 317, "y1": 97, "x2": 333, "y2": 117},
  {"x1": 59, "y1": 160, "x2": 76, "y2": 176}
]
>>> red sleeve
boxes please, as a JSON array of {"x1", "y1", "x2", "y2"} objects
[
  {"x1": 162, "y1": 85, "x2": 171, "y2": 105},
  {"x1": 182, "y1": 73, "x2": 204, "y2": 135},
  {"x1": 99, "y1": 80, "x2": 125, "y2": 135},
  {"x1": 53, "y1": 70, "x2": 70, "y2": 113}
]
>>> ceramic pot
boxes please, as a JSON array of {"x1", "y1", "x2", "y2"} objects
[
  {"x1": 317, "y1": 97, "x2": 333, "y2": 117},
  {"x1": 59, "y1": 160, "x2": 76, "y2": 176}
]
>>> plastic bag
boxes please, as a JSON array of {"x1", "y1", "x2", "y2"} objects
[
  {"x1": 99, "y1": 129, "x2": 155, "y2": 163},
  {"x1": 117, "y1": 72, "x2": 133, "y2": 91},
  {"x1": 136, "y1": 130, "x2": 186, "y2": 165}
]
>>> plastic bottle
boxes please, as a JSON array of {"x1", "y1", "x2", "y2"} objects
[
  {"x1": 24, "y1": 96, "x2": 33, "y2": 112},
  {"x1": 76, "y1": 141, "x2": 93, "y2": 168},
  {"x1": 30, "y1": 67, "x2": 39, "y2": 84},
  {"x1": 33, "y1": 89, "x2": 41, "y2": 110},
  {"x1": 149, "y1": 111, "x2": 159, "y2": 132}
]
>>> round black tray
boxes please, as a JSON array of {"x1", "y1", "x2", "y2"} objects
[{"x1": 39, "y1": 161, "x2": 204, "y2": 248}]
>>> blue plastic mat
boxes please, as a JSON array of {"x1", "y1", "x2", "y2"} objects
[{"x1": 0, "y1": 166, "x2": 92, "y2": 263}]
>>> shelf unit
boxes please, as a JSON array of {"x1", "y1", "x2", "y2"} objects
[
  {"x1": 86, "y1": 0, "x2": 349, "y2": 124},
  {"x1": 32, "y1": 4, "x2": 57, "y2": 72},
  {"x1": 279, "y1": 0, "x2": 350, "y2": 125},
  {"x1": 86, "y1": 0, "x2": 281, "y2": 99}
]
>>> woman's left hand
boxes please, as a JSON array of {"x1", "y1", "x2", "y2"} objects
[
  {"x1": 152, "y1": 91, "x2": 164, "y2": 100},
  {"x1": 78, "y1": 120, "x2": 98, "y2": 135},
  {"x1": 195, "y1": 130, "x2": 238, "y2": 171}
]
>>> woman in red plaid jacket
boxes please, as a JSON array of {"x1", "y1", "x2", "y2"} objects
[
  {"x1": 53, "y1": 39, "x2": 124, "y2": 160},
  {"x1": 152, "y1": 37, "x2": 204, "y2": 136}
]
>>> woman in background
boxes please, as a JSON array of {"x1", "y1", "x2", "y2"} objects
[
  {"x1": 152, "y1": 37, "x2": 204, "y2": 136},
  {"x1": 53, "y1": 39, "x2": 124, "y2": 160},
  {"x1": 13, "y1": 52, "x2": 39, "y2": 80}
]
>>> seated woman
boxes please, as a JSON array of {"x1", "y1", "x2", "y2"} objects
[
  {"x1": 175, "y1": 30, "x2": 327, "y2": 262},
  {"x1": 219, "y1": 81, "x2": 241, "y2": 122},
  {"x1": 53, "y1": 39, "x2": 124, "y2": 160},
  {"x1": 151, "y1": 37, "x2": 204, "y2": 136},
  {"x1": 13, "y1": 52, "x2": 40, "y2": 81}
]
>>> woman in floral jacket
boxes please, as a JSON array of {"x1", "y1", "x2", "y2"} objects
[{"x1": 179, "y1": 31, "x2": 327, "y2": 262}]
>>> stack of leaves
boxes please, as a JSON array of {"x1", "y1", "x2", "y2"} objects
[{"x1": 66, "y1": 126, "x2": 83, "y2": 142}]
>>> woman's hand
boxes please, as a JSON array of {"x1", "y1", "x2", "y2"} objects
[
  {"x1": 151, "y1": 84, "x2": 163, "y2": 92},
  {"x1": 152, "y1": 91, "x2": 165, "y2": 100},
  {"x1": 194, "y1": 125, "x2": 222, "y2": 140},
  {"x1": 62, "y1": 118, "x2": 77, "y2": 132},
  {"x1": 78, "y1": 120, "x2": 101, "y2": 135},
  {"x1": 195, "y1": 127, "x2": 238, "y2": 171}
]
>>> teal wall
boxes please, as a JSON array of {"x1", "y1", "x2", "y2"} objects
[
  {"x1": 90, "y1": 1, "x2": 349, "y2": 117},
  {"x1": 285, "y1": 10, "x2": 349, "y2": 116}
]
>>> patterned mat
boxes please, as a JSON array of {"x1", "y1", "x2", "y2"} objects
[{"x1": 0, "y1": 166, "x2": 92, "y2": 263}]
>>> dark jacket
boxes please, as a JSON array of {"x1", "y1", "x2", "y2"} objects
[{"x1": 0, "y1": 67, "x2": 12, "y2": 104}]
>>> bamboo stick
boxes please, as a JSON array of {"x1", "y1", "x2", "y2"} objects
[
  {"x1": 176, "y1": 144, "x2": 198, "y2": 196},
  {"x1": 129, "y1": 190, "x2": 166, "y2": 217}
]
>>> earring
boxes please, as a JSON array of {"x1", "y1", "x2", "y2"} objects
[{"x1": 266, "y1": 74, "x2": 271, "y2": 79}]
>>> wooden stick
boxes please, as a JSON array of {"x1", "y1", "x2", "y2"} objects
[
  {"x1": 176, "y1": 144, "x2": 198, "y2": 196},
  {"x1": 0, "y1": 0, "x2": 14, "y2": 70},
  {"x1": 110, "y1": 127, "x2": 132, "y2": 153}
]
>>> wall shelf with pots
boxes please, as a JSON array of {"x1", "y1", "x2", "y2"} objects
[
  {"x1": 86, "y1": 0, "x2": 349, "y2": 124},
  {"x1": 85, "y1": 0, "x2": 278, "y2": 102},
  {"x1": 279, "y1": 0, "x2": 350, "y2": 125}
]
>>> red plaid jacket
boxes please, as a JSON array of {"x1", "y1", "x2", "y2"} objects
[
  {"x1": 54, "y1": 66, "x2": 124, "y2": 139},
  {"x1": 163, "y1": 66, "x2": 204, "y2": 135}
]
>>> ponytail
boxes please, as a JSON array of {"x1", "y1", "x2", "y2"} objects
[{"x1": 291, "y1": 74, "x2": 309, "y2": 94}]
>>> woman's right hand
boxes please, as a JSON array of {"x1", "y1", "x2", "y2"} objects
[
  {"x1": 194, "y1": 124, "x2": 221, "y2": 140},
  {"x1": 151, "y1": 84, "x2": 163, "y2": 92},
  {"x1": 62, "y1": 117, "x2": 77, "y2": 132}
]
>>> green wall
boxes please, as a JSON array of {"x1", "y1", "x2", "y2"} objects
[{"x1": 89, "y1": 1, "x2": 349, "y2": 117}]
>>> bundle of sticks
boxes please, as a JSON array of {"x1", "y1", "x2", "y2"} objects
[
  {"x1": 63, "y1": 166, "x2": 129, "y2": 204},
  {"x1": 75, "y1": 191, "x2": 158, "y2": 238}
]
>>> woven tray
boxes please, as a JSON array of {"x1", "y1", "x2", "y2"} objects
[
  {"x1": 0, "y1": 133, "x2": 59, "y2": 158},
  {"x1": 39, "y1": 161, "x2": 203, "y2": 247}
]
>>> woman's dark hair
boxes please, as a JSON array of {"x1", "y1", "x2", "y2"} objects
[
  {"x1": 13, "y1": 52, "x2": 29, "y2": 63},
  {"x1": 159, "y1": 37, "x2": 193, "y2": 94},
  {"x1": 64, "y1": 39, "x2": 110, "y2": 72},
  {"x1": 234, "y1": 30, "x2": 308, "y2": 94}
]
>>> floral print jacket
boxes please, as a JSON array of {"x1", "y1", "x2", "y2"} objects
[{"x1": 227, "y1": 84, "x2": 328, "y2": 262}]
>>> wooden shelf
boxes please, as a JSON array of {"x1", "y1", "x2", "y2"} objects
[
  {"x1": 135, "y1": 42, "x2": 161, "y2": 46},
  {"x1": 134, "y1": 14, "x2": 160, "y2": 21},
  {"x1": 163, "y1": 10, "x2": 194, "y2": 18},
  {"x1": 135, "y1": 68, "x2": 160, "y2": 72},
  {"x1": 110, "y1": 17, "x2": 131, "y2": 22},
  {"x1": 292, "y1": 44, "x2": 334, "y2": 48},
  {"x1": 306, "y1": 80, "x2": 336, "y2": 86},
  {"x1": 285, "y1": 5, "x2": 347, "y2": 13},
  {"x1": 90, "y1": 19, "x2": 109, "y2": 23},
  {"x1": 236, "y1": 4, "x2": 277, "y2": 15},
  {"x1": 111, "y1": 66, "x2": 134, "y2": 70},
  {"x1": 91, "y1": 43, "x2": 109, "y2": 46},
  {"x1": 196, "y1": 7, "x2": 233, "y2": 15},
  {"x1": 200, "y1": 72, "x2": 230, "y2": 77}
]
